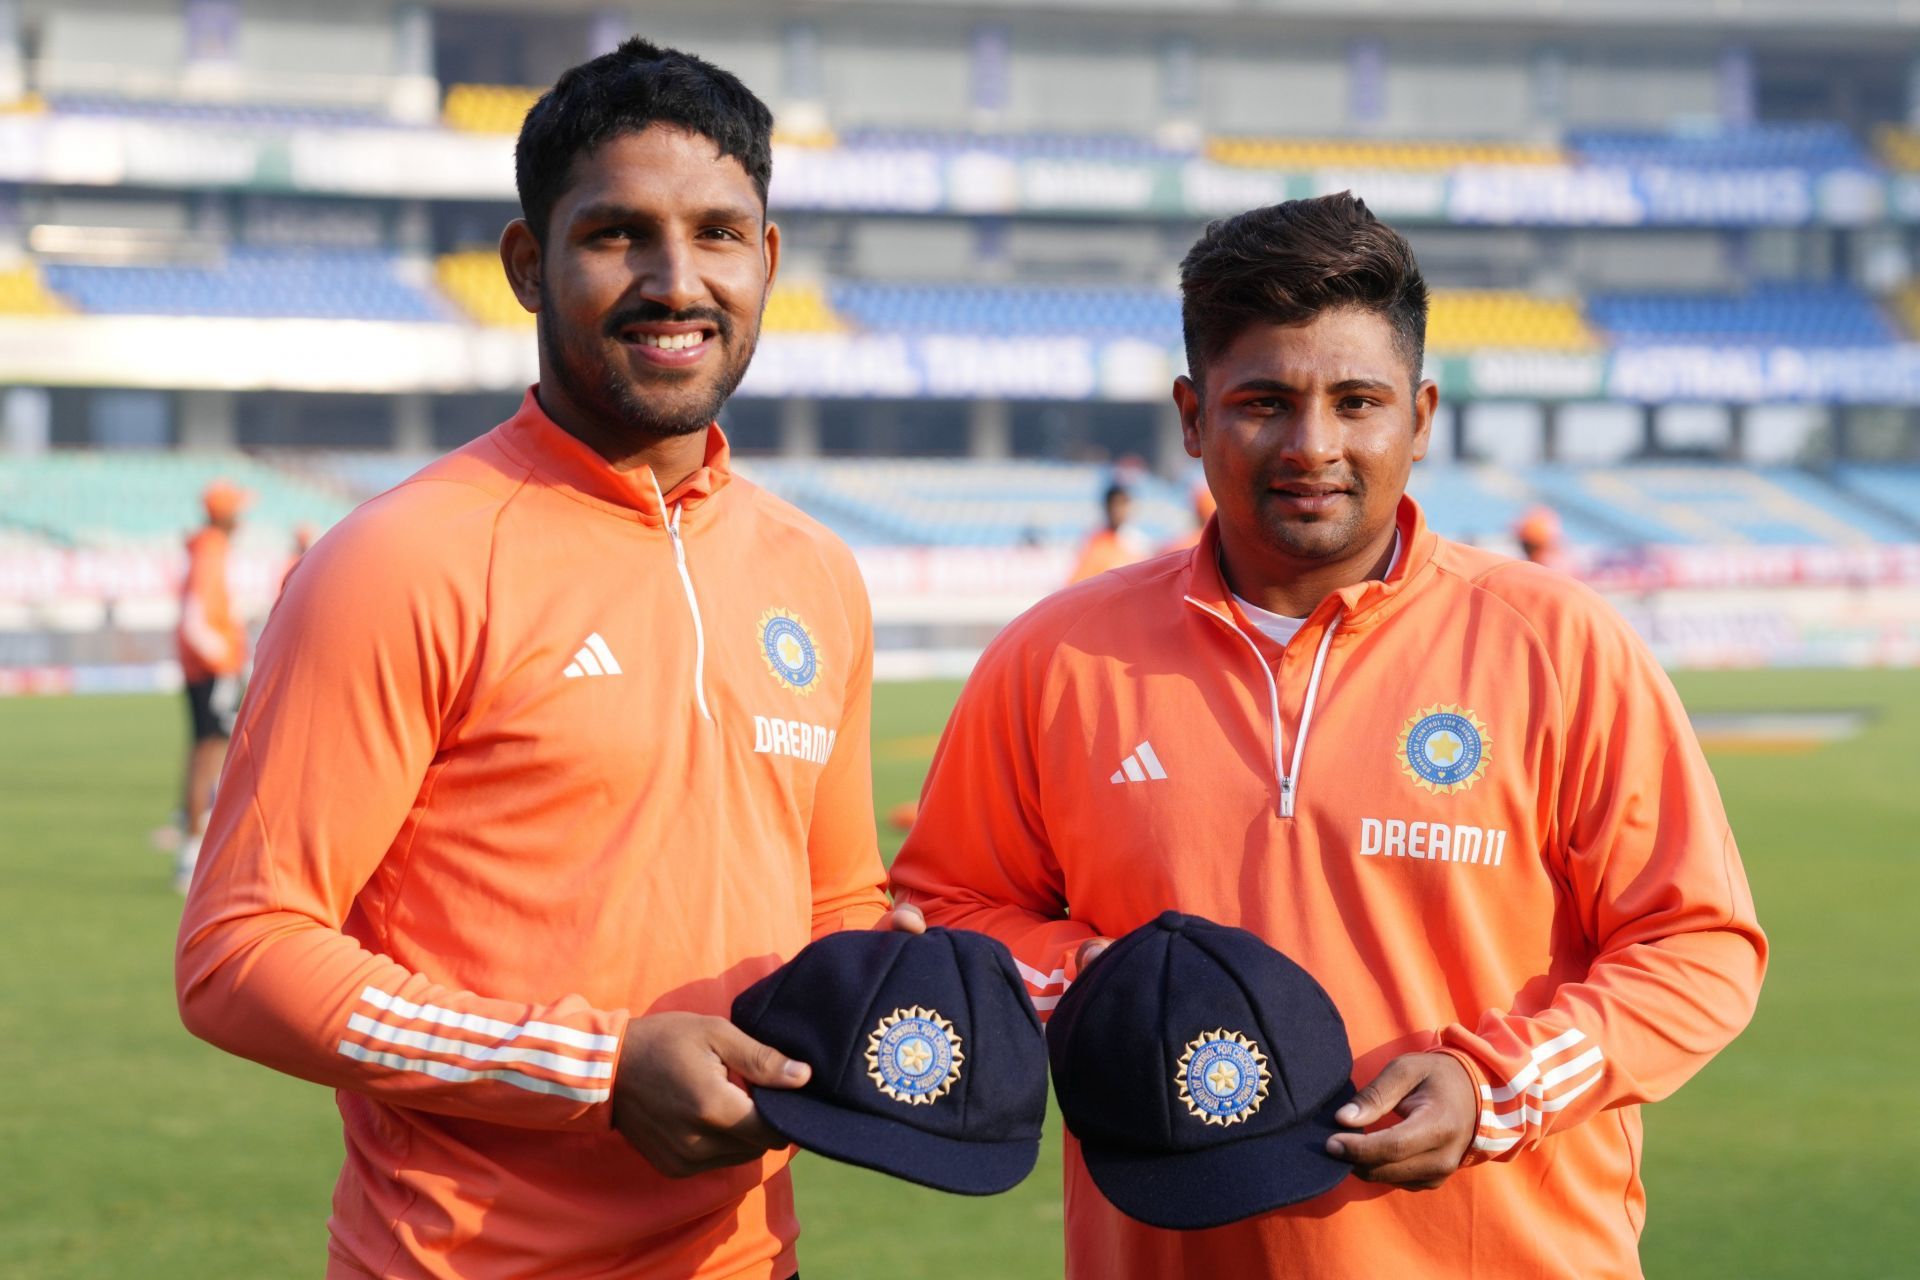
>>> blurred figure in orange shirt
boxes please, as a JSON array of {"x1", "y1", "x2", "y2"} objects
[
  {"x1": 173, "y1": 478, "x2": 250, "y2": 892},
  {"x1": 1069, "y1": 482, "x2": 1150, "y2": 583},
  {"x1": 277, "y1": 520, "x2": 320, "y2": 597},
  {"x1": 1160, "y1": 482, "x2": 1218, "y2": 555},
  {"x1": 1515, "y1": 504, "x2": 1571, "y2": 573}
]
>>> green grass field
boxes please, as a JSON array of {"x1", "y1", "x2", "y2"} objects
[{"x1": 3, "y1": 671, "x2": 1917, "y2": 1277}]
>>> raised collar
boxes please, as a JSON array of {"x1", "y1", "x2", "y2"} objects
[
  {"x1": 493, "y1": 386, "x2": 733, "y2": 526},
  {"x1": 1183, "y1": 495, "x2": 1437, "y2": 634}
]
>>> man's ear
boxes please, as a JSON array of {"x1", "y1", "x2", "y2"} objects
[
  {"x1": 500, "y1": 219, "x2": 543, "y2": 313},
  {"x1": 1410, "y1": 378, "x2": 1439, "y2": 464},
  {"x1": 1174, "y1": 375, "x2": 1204, "y2": 460},
  {"x1": 762, "y1": 217, "x2": 782, "y2": 294}
]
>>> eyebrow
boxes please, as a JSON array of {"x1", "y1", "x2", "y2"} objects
[
  {"x1": 568, "y1": 201, "x2": 760, "y2": 228},
  {"x1": 1226, "y1": 376, "x2": 1398, "y2": 396}
]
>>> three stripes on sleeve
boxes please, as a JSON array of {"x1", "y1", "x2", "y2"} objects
[
  {"x1": 337, "y1": 986, "x2": 620, "y2": 1104},
  {"x1": 1471, "y1": 1027, "x2": 1605, "y2": 1154}
]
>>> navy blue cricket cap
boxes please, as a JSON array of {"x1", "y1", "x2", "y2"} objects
[
  {"x1": 729, "y1": 926, "x2": 1047, "y2": 1195},
  {"x1": 1046, "y1": 911, "x2": 1357, "y2": 1230}
]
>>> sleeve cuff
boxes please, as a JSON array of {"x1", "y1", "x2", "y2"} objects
[{"x1": 1434, "y1": 1046, "x2": 1496, "y2": 1168}]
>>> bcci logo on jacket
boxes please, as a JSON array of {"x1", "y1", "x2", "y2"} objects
[
  {"x1": 1399, "y1": 704, "x2": 1490, "y2": 795},
  {"x1": 866, "y1": 1007, "x2": 963, "y2": 1105},
  {"x1": 1176, "y1": 1029, "x2": 1269, "y2": 1126},
  {"x1": 759, "y1": 608, "x2": 819, "y2": 695}
]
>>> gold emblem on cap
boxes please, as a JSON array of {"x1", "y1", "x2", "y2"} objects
[
  {"x1": 866, "y1": 1006, "x2": 964, "y2": 1105},
  {"x1": 1176, "y1": 1028, "x2": 1270, "y2": 1126}
]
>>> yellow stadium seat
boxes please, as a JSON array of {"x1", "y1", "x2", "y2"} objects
[
  {"x1": 1424, "y1": 290, "x2": 1593, "y2": 352},
  {"x1": 1875, "y1": 126, "x2": 1920, "y2": 173},
  {"x1": 1891, "y1": 285, "x2": 1920, "y2": 340},
  {"x1": 762, "y1": 282, "x2": 847, "y2": 333},
  {"x1": 443, "y1": 83, "x2": 544, "y2": 135},
  {"x1": 0, "y1": 265, "x2": 69, "y2": 315},
  {"x1": 435, "y1": 250, "x2": 532, "y2": 328},
  {"x1": 772, "y1": 125, "x2": 838, "y2": 149},
  {"x1": 1204, "y1": 136, "x2": 1565, "y2": 171}
]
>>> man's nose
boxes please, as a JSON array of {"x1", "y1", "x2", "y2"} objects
[
  {"x1": 634, "y1": 237, "x2": 703, "y2": 314},
  {"x1": 1275, "y1": 400, "x2": 1343, "y2": 471}
]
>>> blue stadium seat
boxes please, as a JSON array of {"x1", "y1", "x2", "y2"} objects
[
  {"x1": 1586, "y1": 285, "x2": 1894, "y2": 347},
  {"x1": 1568, "y1": 124, "x2": 1870, "y2": 171},
  {"x1": 1525, "y1": 464, "x2": 1903, "y2": 546},
  {"x1": 1831, "y1": 465, "x2": 1920, "y2": 527},
  {"x1": 829, "y1": 283, "x2": 1182, "y2": 341},
  {"x1": 0, "y1": 453, "x2": 351, "y2": 548},
  {"x1": 42, "y1": 248, "x2": 452, "y2": 322},
  {"x1": 48, "y1": 95, "x2": 394, "y2": 129}
]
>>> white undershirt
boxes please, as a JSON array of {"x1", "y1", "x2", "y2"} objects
[{"x1": 1230, "y1": 531, "x2": 1402, "y2": 648}]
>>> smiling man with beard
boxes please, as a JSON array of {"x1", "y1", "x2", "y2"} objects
[
  {"x1": 891, "y1": 193, "x2": 1765, "y2": 1279},
  {"x1": 177, "y1": 38, "x2": 916, "y2": 1280}
]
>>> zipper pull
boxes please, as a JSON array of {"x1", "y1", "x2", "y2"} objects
[
  {"x1": 667, "y1": 507, "x2": 687, "y2": 567},
  {"x1": 1280, "y1": 774, "x2": 1296, "y2": 818}
]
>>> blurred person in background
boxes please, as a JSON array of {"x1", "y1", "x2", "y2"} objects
[
  {"x1": 1161, "y1": 481, "x2": 1219, "y2": 554},
  {"x1": 175, "y1": 37, "x2": 915, "y2": 1280},
  {"x1": 1515, "y1": 504, "x2": 1570, "y2": 573},
  {"x1": 1069, "y1": 480, "x2": 1150, "y2": 582},
  {"x1": 172, "y1": 478, "x2": 249, "y2": 893},
  {"x1": 277, "y1": 520, "x2": 320, "y2": 596}
]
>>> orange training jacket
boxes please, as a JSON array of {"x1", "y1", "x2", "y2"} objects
[
  {"x1": 176, "y1": 390, "x2": 888, "y2": 1279},
  {"x1": 890, "y1": 497, "x2": 1765, "y2": 1280},
  {"x1": 177, "y1": 525, "x2": 246, "y2": 681}
]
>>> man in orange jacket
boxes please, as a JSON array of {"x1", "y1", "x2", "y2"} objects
[
  {"x1": 173, "y1": 478, "x2": 250, "y2": 893},
  {"x1": 1068, "y1": 482, "x2": 1150, "y2": 583},
  {"x1": 177, "y1": 39, "x2": 915, "y2": 1280},
  {"x1": 890, "y1": 193, "x2": 1765, "y2": 1279}
]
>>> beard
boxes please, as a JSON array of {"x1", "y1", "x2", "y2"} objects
[
  {"x1": 538, "y1": 288, "x2": 758, "y2": 441},
  {"x1": 1256, "y1": 484, "x2": 1368, "y2": 560}
]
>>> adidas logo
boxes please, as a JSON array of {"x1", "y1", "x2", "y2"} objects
[
  {"x1": 563, "y1": 632, "x2": 623, "y2": 679},
  {"x1": 1109, "y1": 740, "x2": 1167, "y2": 784}
]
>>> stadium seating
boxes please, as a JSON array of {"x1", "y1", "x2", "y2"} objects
[
  {"x1": 1206, "y1": 137, "x2": 1563, "y2": 170},
  {"x1": 1568, "y1": 124, "x2": 1870, "y2": 171},
  {"x1": 1424, "y1": 291, "x2": 1593, "y2": 352},
  {"x1": 1585, "y1": 285, "x2": 1894, "y2": 347},
  {"x1": 1404, "y1": 465, "x2": 1614, "y2": 546},
  {"x1": 1892, "y1": 285, "x2": 1920, "y2": 340},
  {"x1": 4, "y1": 452, "x2": 1913, "y2": 554},
  {"x1": 435, "y1": 250, "x2": 531, "y2": 328},
  {"x1": 0, "y1": 265, "x2": 69, "y2": 315},
  {"x1": 0, "y1": 454, "x2": 351, "y2": 548},
  {"x1": 441, "y1": 83, "x2": 541, "y2": 134},
  {"x1": 838, "y1": 128, "x2": 1190, "y2": 160},
  {"x1": 49, "y1": 94, "x2": 390, "y2": 129},
  {"x1": 829, "y1": 283, "x2": 1181, "y2": 340},
  {"x1": 292, "y1": 452, "x2": 429, "y2": 502},
  {"x1": 1524, "y1": 464, "x2": 1906, "y2": 545},
  {"x1": 43, "y1": 248, "x2": 450, "y2": 322},
  {"x1": 736, "y1": 458, "x2": 1194, "y2": 548},
  {"x1": 762, "y1": 281, "x2": 848, "y2": 333},
  {"x1": 1832, "y1": 465, "x2": 1920, "y2": 525},
  {"x1": 1874, "y1": 125, "x2": 1920, "y2": 172}
]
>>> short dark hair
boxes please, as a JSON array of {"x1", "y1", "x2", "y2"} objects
[
  {"x1": 1178, "y1": 192, "x2": 1428, "y2": 388},
  {"x1": 514, "y1": 37, "x2": 774, "y2": 243}
]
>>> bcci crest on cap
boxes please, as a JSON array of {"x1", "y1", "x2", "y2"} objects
[
  {"x1": 1399, "y1": 704, "x2": 1490, "y2": 795},
  {"x1": 1176, "y1": 1029, "x2": 1269, "y2": 1126},
  {"x1": 867, "y1": 1006, "x2": 963, "y2": 1105},
  {"x1": 759, "y1": 607, "x2": 820, "y2": 694}
]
